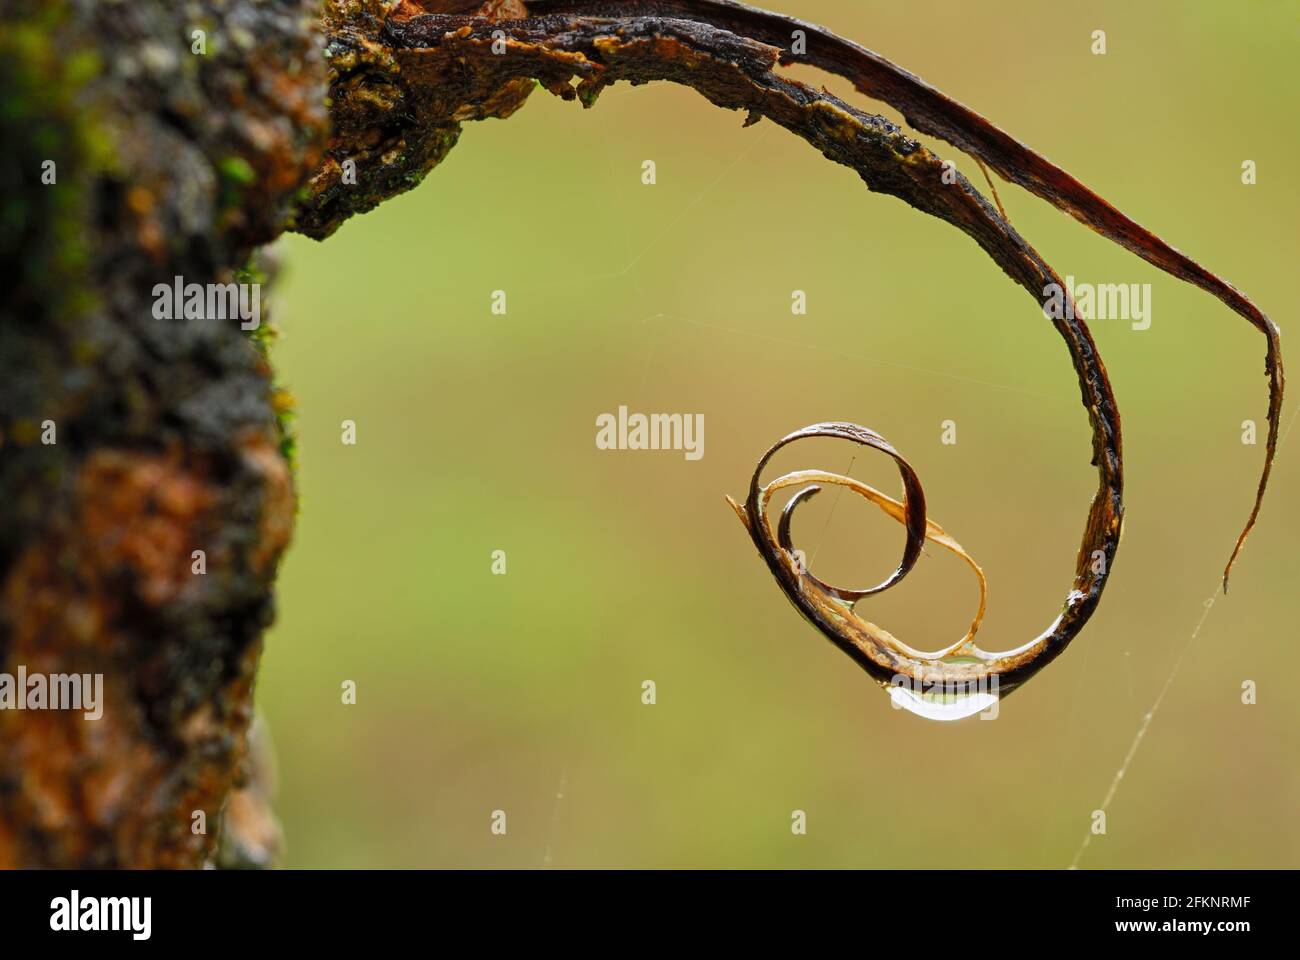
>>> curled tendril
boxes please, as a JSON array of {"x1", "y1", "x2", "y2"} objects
[
  {"x1": 729, "y1": 424, "x2": 1053, "y2": 697},
  {"x1": 323, "y1": 1, "x2": 1281, "y2": 701},
  {"x1": 726, "y1": 423, "x2": 991, "y2": 667}
]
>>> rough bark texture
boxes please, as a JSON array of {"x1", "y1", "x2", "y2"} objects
[
  {"x1": 0, "y1": 0, "x2": 532, "y2": 873},
  {"x1": 0, "y1": 0, "x2": 326, "y2": 867},
  {"x1": 294, "y1": 0, "x2": 532, "y2": 238},
  {"x1": 0, "y1": 0, "x2": 531, "y2": 874}
]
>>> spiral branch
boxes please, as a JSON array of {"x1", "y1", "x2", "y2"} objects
[{"x1": 310, "y1": 0, "x2": 1280, "y2": 699}]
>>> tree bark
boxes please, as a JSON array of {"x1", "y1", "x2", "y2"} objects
[
  {"x1": 0, "y1": 0, "x2": 534, "y2": 873},
  {"x1": 0, "y1": 0, "x2": 534, "y2": 872},
  {"x1": 0, "y1": 0, "x2": 326, "y2": 868}
]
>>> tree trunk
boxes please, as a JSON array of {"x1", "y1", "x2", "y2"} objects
[
  {"x1": 0, "y1": 0, "x2": 533, "y2": 873},
  {"x1": 0, "y1": 0, "x2": 326, "y2": 868}
]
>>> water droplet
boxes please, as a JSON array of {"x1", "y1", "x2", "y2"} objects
[{"x1": 887, "y1": 679, "x2": 1000, "y2": 721}]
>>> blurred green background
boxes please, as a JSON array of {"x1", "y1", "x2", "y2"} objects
[{"x1": 259, "y1": 0, "x2": 1299, "y2": 867}]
